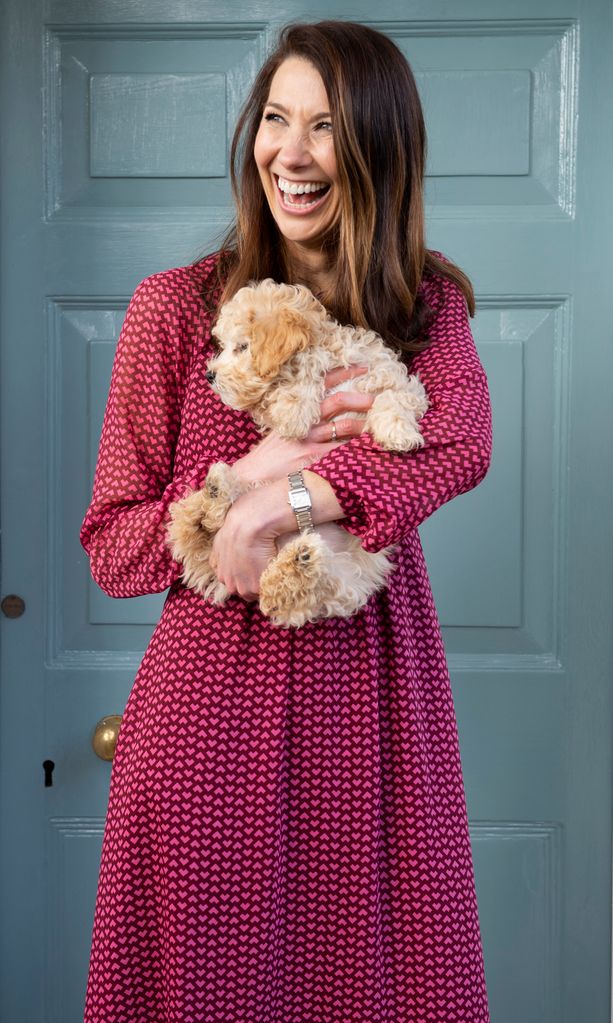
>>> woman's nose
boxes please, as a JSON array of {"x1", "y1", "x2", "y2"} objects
[{"x1": 278, "y1": 131, "x2": 312, "y2": 167}]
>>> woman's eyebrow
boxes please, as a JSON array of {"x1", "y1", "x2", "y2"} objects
[{"x1": 265, "y1": 101, "x2": 331, "y2": 120}]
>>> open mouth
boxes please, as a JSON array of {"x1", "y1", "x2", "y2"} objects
[{"x1": 274, "y1": 174, "x2": 331, "y2": 214}]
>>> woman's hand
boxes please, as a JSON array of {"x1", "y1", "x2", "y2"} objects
[
  {"x1": 230, "y1": 364, "x2": 374, "y2": 484},
  {"x1": 209, "y1": 470, "x2": 346, "y2": 600},
  {"x1": 208, "y1": 482, "x2": 287, "y2": 601},
  {"x1": 209, "y1": 363, "x2": 374, "y2": 598}
]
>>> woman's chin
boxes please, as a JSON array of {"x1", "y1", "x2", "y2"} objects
[
  {"x1": 277, "y1": 224, "x2": 324, "y2": 247},
  {"x1": 271, "y1": 210, "x2": 338, "y2": 249}
]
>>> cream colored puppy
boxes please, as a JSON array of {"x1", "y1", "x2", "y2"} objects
[{"x1": 167, "y1": 279, "x2": 429, "y2": 628}]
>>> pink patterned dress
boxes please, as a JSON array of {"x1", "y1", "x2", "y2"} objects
[{"x1": 80, "y1": 252, "x2": 492, "y2": 1022}]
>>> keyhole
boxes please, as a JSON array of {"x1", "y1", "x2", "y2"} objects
[{"x1": 43, "y1": 760, "x2": 55, "y2": 787}]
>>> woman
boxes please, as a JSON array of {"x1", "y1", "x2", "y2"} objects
[{"x1": 80, "y1": 20, "x2": 492, "y2": 1023}]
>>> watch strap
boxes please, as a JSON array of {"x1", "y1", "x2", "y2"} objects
[{"x1": 287, "y1": 470, "x2": 314, "y2": 533}]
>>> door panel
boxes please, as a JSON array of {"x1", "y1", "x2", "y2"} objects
[{"x1": 2, "y1": 1, "x2": 612, "y2": 1021}]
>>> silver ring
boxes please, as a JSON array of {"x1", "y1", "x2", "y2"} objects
[{"x1": 331, "y1": 421, "x2": 337, "y2": 441}]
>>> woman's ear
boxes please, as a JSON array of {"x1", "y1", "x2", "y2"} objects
[{"x1": 250, "y1": 307, "x2": 312, "y2": 379}]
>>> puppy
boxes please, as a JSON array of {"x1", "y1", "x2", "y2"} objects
[{"x1": 167, "y1": 279, "x2": 429, "y2": 628}]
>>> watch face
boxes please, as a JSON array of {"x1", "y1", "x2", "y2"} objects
[{"x1": 289, "y1": 488, "x2": 311, "y2": 510}]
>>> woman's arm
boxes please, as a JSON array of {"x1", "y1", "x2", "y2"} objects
[
  {"x1": 206, "y1": 364, "x2": 376, "y2": 599},
  {"x1": 304, "y1": 274, "x2": 493, "y2": 552},
  {"x1": 81, "y1": 282, "x2": 370, "y2": 600},
  {"x1": 208, "y1": 470, "x2": 346, "y2": 600},
  {"x1": 79, "y1": 272, "x2": 216, "y2": 597}
]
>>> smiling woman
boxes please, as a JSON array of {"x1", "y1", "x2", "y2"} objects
[{"x1": 80, "y1": 18, "x2": 493, "y2": 1023}]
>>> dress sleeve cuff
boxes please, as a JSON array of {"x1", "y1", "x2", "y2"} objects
[{"x1": 306, "y1": 435, "x2": 381, "y2": 550}]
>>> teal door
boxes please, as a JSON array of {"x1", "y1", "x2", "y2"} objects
[{"x1": 1, "y1": 1, "x2": 612, "y2": 1020}]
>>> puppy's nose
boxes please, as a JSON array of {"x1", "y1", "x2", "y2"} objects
[{"x1": 205, "y1": 370, "x2": 216, "y2": 384}]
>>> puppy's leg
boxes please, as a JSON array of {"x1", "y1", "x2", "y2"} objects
[
  {"x1": 311, "y1": 539, "x2": 397, "y2": 619},
  {"x1": 259, "y1": 533, "x2": 330, "y2": 628},
  {"x1": 166, "y1": 462, "x2": 246, "y2": 602},
  {"x1": 259, "y1": 532, "x2": 397, "y2": 628},
  {"x1": 200, "y1": 462, "x2": 249, "y2": 530},
  {"x1": 166, "y1": 490, "x2": 219, "y2": 598},
  {"x1": 366, "y1": 378, "x2": 429, "y2": 451}
]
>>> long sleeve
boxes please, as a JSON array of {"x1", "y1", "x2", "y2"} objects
[
  {"x1": 79, "y1": 271, "x2": 214, "y2": 597},
  {"x1": 306, "y1": 273, "x2": 493, "y2": 553}
]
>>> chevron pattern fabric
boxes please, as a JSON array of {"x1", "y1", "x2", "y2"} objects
[{"x1": 80, "y1": 254, "x2": 492, "y2": 1022}]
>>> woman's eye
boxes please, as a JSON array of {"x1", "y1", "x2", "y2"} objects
[{"x1": 262, "y1": 112, "x2": 332, "y2": 132}]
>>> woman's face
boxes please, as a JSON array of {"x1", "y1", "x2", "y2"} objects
[{"x1": 254, "y1": 56, "x2": 340, "y2": 257}]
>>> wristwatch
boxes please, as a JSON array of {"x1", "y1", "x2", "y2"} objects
[{"x1": 287, "y1": 470, "x2": 314, "y2": 533}]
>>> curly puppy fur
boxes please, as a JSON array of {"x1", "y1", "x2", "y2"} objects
[
  {"x1": 167, "y1": 279, "x2": 429, "y2": 628},
  {"x1": 166, "y1": 462, "x2": 250, "y2": 605},
  {"x1": 207, "y1": 278, "x2": 429, "y2": 448}
]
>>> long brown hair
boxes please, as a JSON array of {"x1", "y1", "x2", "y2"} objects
[{"x1": 203, "y1": 20, "x2": 475, "y2": 358}]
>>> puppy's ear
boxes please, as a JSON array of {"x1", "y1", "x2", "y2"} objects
[{"x1": 251, "y1": 308, "x2": 311, "y2": 379}]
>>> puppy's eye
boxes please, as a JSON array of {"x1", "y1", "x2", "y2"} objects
[{"x1": 236, "y1": 342, "x2": 248, "y2": 353}]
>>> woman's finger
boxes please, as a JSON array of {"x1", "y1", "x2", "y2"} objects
[
  {"x1": 307, "y1": 417, "x2": 367, "y2": 443},
  {"x1": 323, "y1": 364, "x2": 368, "y2": 390},
  {"x1": 319, "y1": 389, "x2": 374, "y2": 421}
]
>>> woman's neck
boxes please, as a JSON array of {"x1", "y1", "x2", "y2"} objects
[{"x1": 283, "y1": 240, "x2": 334, "y2": 297}]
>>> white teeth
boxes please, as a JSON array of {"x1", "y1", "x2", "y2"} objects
[{"x1": 277, "y1": 175, "x2": 327, "y2": 195}]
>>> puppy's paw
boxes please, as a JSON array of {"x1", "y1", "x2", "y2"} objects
[
  {"x1": 205, "y1": 461, "x2": 242, "y2": 500},
  {"x1": 259, "y1": 534, "x2": 327, "y2": 627},
  {"x1": 166, "y1": 480, "x2": 230, "y2": 599},
  {"x1": 203, "y1": 578, "x2": 231, "y2": 605},
  {"x1": 366, "y1": 388, "x2": 428, "y2": 452}
]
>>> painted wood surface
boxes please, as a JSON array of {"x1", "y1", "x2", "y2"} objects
[{"x1": 1, "y1": 0, "x2": 612, "y2": 1019}]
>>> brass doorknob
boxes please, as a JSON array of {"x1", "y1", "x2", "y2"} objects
[{"x1": 92, "y1": 715, "x2": 123, "y2": 761}]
